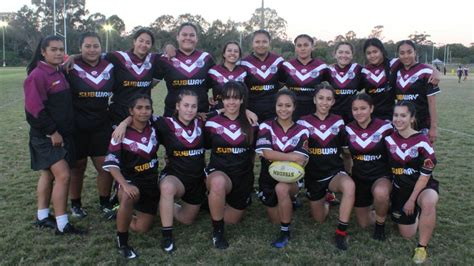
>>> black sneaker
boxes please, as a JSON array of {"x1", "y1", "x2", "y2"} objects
[
  {"x1": 71, "y1": 206, "x2": 88, "y2": 218},
  {"x1": 99, "y1": 204, "x2": 116, "y2": 220},
  {"x1": 118, "y1": 245, "x2": 138, "y2": 259},
  {"x1": 373, "y1": 226, "x2": 386, "y2": 241},
  {"x1": 212, "y1": 231, "x2": 229, "y2": 249},
  {"x1": 161, "y1": 237, "x2": 175, "y2": 253},
  {"x1": 33, "y1": 215, "x2": 56, "y2": 229},
  {"x1": 335, "y1": 233, "x2": 348, "y2": 250},
  {"x1": 55, "y1": 223, "x2": 88, "y2": 235},
  {"x1": 271, "y1": 232, "x2": 290, "y2": 248}
]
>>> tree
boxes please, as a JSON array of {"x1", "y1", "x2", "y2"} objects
[
  {"x1": 247, "y1": 8, "x2": 287, "y2": 40},
  {"x1": 368, "y1": 25, "x2": 384, "y2": 39},
  {"x1": 408, "y1": 31, "x2": 431, "y2": 45},
  {"x1": 345, "y1": 30, "x2": 357, "y2": 41},
  {"x1": 150, "y1": 15, "x2": 175, "y2": 32}
]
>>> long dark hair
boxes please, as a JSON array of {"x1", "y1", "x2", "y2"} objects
[
  {"x1": 221, "y1": 81, "x2": 253, "y2": 145},
  {"x1": 275, "y1": 88, "x2": 297, "y2": 121},
  {"x1": 395, "y1": 100, "x2": 417, "y2": 129},
  {"x1": 27, "y1": 35, "x2": 64, "y2": 75},
  {"x1": 133, "y1": 28, "x2": 155, "y2": 46},
  {"x1": 363, "y1": 38, "x2": 392, "y2": 90}
]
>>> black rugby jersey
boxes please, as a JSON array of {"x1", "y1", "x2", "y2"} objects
[
  {"x1": 395, "y1": 63, "x2": 440, "y2": 130},
  {"x1": 152, "y1": 115, "x2": 205, "y2": 180},
  {"x1": 24, "y1": 61, "x2": 74, "y2": 137},
  {"x1": 105, "y1": 51, "x2": 162, "y2": 123},
  {"x1": 67, "y1": 57, "x2": 114, "y2": 131},
  {"x1": 256, "y1": 119, "x2": 309, "y2": 185},
  {"x1": 360, "y1": 58, "x2": 400, "y2": 120},
  {"x1": 103, "y1": 123, "x2": 159, "y2": 183},
  {"x1": 345, "y1": 118, "x2": 393, "y2": 180},
  {"x1": 205, "y1": 114, "x2": 256, "y2": 175},
  {"x1": 327, "y1": 63, "x2": 363, "y2": 122},
  {"x1": 281, "y1": 58, "x2": 329, "y2": 118},
  {"x1": 157, "y1": 49, "x2": 215, "y2": 116},
  {"x1": 385, "y1": 131, "x2": 436, "y2": 189},
  {"x1": 297, "y1": 113, "x2": 345, "y2": 180},
  {"x1": 241, "y1": 53, "x2": 285, "y2": 122},
  {"x1": 208, "y1": 64, "x2": 247, "y2": 110}
]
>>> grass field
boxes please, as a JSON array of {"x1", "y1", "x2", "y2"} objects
[{"x1": 0, "y1": 67, "x2": 473, "y2": 264}]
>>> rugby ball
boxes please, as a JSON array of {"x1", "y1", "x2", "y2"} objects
[{"x1": 269, "y1": 161, "x2": 305, "y2": 183}]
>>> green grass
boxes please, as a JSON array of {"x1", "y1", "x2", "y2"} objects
[{"x1": 0, "y1": 68, "x2": 473, "y2": 264}]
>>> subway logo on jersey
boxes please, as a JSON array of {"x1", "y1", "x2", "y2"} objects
[
  {"x1": 123, "y1": 80, "x2": 152, "y2": 87},
  {"x1": 308, "y1": 147, "x2": 338, "y2": 155},
  {"x1": 391, "y1": 167, "x2": 417, "y2": 175},
  {"x1": 172, "y1": 79, "x2": 206, "y2": 86},
  {"x1": 78, "y1": 91, "x2": 112, "y2": 98},
  {"x1": 173, "y1": 149, "x2": 205, "y2": 157},
  {"x1": 216, "y1": 147, "x2": 248, "y2": 154},
  {"x1": 134, "y1": 159, "x2": 158, "y2": 172},
  {"x1": 396, "y1": 94, "x2": 419, "y2": 100}
]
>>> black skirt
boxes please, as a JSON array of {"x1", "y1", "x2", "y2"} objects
[{"x1": 29, "y1": 134, "x2": 75, "y2": 171}]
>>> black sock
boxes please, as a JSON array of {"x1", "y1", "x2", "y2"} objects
[
  {"x1": 117, "y1": 231, "x2": 128, "y2": 247},
  {"x1": 337, "y1": 220, "x2": 348, "y2": 232},
  {"x1": 162, "y1": 227, "x2": 173, "y2": 238},
  {"x1": 212, "y1": 219, "x2": 224, "y2": 233},
  {"x1": 375, "y1": 221, "x2": 385, "y2": 230},
  {"x1": 71, "y1": 198, "x2": 81, "y2": 208},
  {"x1": 280, "y1": 222, "x2": 290, "y2": 236},
  {"x1": 99, "y1": 196, "x2": 110, "y2": 206},
  {"x1": 417, "y1": 243, "x2": 427, "y2": 248}
]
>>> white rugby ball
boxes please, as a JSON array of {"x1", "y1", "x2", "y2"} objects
[{"x1": 269, "y1": 161, "x2": 305, "y2": 183}]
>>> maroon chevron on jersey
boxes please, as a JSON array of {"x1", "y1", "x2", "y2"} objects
[
  {"x1": 162, "y1": 116, "x2": 203, "y2": 148},
  {"x1": 328, "y1": 63, "x2": 360, "y2": 88},
  {"x1": 297, "y1": 114, "x2": 344, "y2": 147},
  {"x1": 166, "y1": 51, "x2": 212, "y2": 78},
  {"x1": 115, "y1": 51, "x2": 155, "y2": 79},
  {"x1": 282, "y1": 59, "x2": 328, "y2": 86},
  {"x1": 256, "y1": 119, "x2": 309, "y2": 155},
  {"x1": 396, "y1": 64, "x2": 433, "y2": 92},
  {"x1": 205, "y1": 116, "x2": 248, "y2": 146},
  {"x1": 345, "y1": 119, "x2": 392, "y2": 152},
  {"x1": 241, "y1": 53, "x2": 284, "y2": 83},
  {"x1": 208, "y1": 64, "x2": 247, "y2": 84},
  {"x1": 72, "y1": 61, "x2": 113, "y2": 89}
]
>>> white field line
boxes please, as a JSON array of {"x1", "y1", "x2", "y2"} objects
[{"x1": 439, "y1": 127, "x2": 474, "y2": 138}]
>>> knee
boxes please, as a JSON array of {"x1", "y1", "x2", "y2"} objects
[
  {"x1": 160, "y1": 182, "x2": 177, "y2": 197},
  {"x1": 275, "y1": 183, "x2": 290, "y2": 199},
  {"x1": 208, "y1": 177, "x2": 226, "y2": 194},
  {"x1": 420, "y1": 200, "x2": 437, "y2": 215},
  {"x1": 133, "y1": 224, "x2": 151, "y2": 233},
  {"x1": 373, "y1": 186, "x2": 390, "y2": 202},
  {"x1": 341, "y1": 179, "x2": 355, "y2": 197}
]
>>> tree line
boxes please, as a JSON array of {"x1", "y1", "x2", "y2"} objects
[{"x1": 2, "y1": 1, "x2": 473, "y2": 66}]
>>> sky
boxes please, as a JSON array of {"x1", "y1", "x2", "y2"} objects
[{"x1": 2, "y1": 0, "x2": 473, "y2": 46}]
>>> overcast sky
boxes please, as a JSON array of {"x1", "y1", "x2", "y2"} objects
[{"x1": 2, "y1": 0, "x2": 473, "y2": 46}]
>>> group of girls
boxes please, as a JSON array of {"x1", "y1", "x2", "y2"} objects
[{"x1": 24, "y1": 21, "x2": 440, "y2": 263}]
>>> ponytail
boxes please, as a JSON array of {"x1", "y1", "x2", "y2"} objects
[{"x1": 27, "y1": 35, "x2": 64, "y2": 75}]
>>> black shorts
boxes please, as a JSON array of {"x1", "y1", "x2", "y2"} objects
[
  {"x1": 205, "y1": 167, "x2": 254, "y2": 210},
  {"x1": 74, "y1": 126, "x2": 112, "y2": 160},
  {"x1": 127, "y1": 178, "x2": 160, "y2": 215},
  {"x1": 159, "y1": 169, "x2": 206, "y2": 205},
  {"x1": 257, "y1": 174, "x2": 302, "y2": 208},
  {"x1": 29, "y1": 134, "x2": 75, "y2": 171},
  {"x1": 391, "y1": 179, "x2": 439, "y2": 225},
  {"x1": 353, "y1": 176, "x2": 391, "y2": 208},
  {"x1": 305, "y1": 171, "x2": 347, "y2": 201}
]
